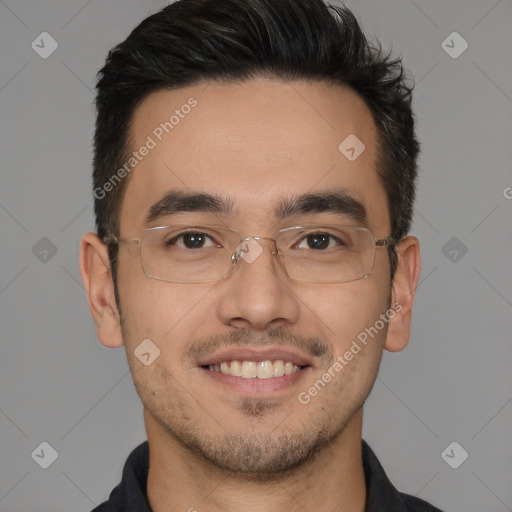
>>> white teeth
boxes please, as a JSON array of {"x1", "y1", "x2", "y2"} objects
[
  {"x1": 257, "y1": 360, "x2": 274, "y2": 379},
  {"x1": 241, "y1": 361, "x2": 257, "y2": 378},
  {"x1": 230, "y1": 360, "x2": 242, "y2": 377},
  {"x1": 208, "y1": 359, "x2": 302, "y2": 378},
  {"x1": 273, "y1": 360, "x2": 285, "y2": 377},
  {"x1": 284, "y1": 361, "x2": 294, "y2": 375}
]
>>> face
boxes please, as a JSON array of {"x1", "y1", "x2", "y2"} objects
[{"x1": 91, "y1": 78, "x2": 412, "y2": 475}]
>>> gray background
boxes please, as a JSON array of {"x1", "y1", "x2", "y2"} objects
[{"x1": 0, "y1": 0, "x2": 511, "y2": 510}]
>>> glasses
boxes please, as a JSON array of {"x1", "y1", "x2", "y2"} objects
[{"x1": 104, "y1": 224, "x2": 394, "y2": 284}]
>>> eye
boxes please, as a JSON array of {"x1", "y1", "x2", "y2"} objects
[
  {"x1": 295, "y1": 232, "x2": 343, "y2": 250},
  {"x1": 166, "y1": 232, "x2": 221, "y2": 249}
]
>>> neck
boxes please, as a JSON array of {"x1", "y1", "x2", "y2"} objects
[{"x1": 146, "y1": 408, "x2": 366, "y2": 512}]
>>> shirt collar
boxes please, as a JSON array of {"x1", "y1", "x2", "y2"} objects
[{"x1": 361, "y1": 439, "x2": 409, "y2": 511}]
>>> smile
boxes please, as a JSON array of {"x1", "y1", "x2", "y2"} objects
[{"x1": 207, "y1": 360, "x2": 302, "y2": 379}]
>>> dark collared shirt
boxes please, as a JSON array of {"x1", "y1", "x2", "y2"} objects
[{"x1": 92, "y1": 440, "x2": 444, "y2": 511}]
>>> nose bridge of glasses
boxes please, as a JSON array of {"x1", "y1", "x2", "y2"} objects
[
  {"x1": 244, "y1": 236, "x2": 278, "y2": 254},
  {"x1": 231, "y1": 235, "x2": 279, "y2": 268}
]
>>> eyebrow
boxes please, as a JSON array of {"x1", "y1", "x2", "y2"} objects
[{"x1": 144, "y1": 189, "x2": 367, "y2": 226}]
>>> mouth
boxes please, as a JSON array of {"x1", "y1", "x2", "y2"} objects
[
  {"x1": 205, "y1": 359, "x2": 304, "y2": 379},
  {"x1": 198, "y1": 348, "x2": 313, "y2": 395}
]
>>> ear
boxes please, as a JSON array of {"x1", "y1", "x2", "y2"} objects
[
  {"x1": 384, "y1": 235, "x2": 421, "y2": 353},
  {"x1": 79, "y1": 232, "x2": 124, "y2": 348}
]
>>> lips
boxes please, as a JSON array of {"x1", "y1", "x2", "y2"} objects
[{"x1": 198, "y1": 347, "x2": 312, "y2": 388}]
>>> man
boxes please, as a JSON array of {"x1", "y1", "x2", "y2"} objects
[{"x1": 79, "y1": 0, "x2": 443, "y2": 510}]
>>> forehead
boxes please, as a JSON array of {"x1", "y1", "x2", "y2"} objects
[{"x1": 120, "y1": 78, "x2": 389, "y2": 234}]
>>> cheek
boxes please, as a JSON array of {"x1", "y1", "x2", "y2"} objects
[
  {"x1": 301, "y1": 278, "x2": 389, "y2": 349},
  {"x1": 117, "y1": 258, "x2": 214, "y2": 356},
  {"x1": 298, "y1": 282, "x2": 390, "y2": 406}
]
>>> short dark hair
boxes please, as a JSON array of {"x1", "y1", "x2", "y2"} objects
[{"x1": 93, "y1": 0, "x2": 419, "y2": 303}]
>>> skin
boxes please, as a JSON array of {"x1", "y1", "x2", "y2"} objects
[{"x1": 80, "y1": 78, "x2": 421, "y2": 512}]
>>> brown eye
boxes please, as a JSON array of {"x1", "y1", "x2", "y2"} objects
[
  {"x1": 295, "y1": 232, "x2": 342, "y2": 250},
  {"x1": 166, "y1": 232, "x2": 220, "y2": 249}
]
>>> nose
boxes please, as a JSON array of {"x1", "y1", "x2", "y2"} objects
[{"x1": 215, "y1": 237, "x2": 301, "y2": 331}]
